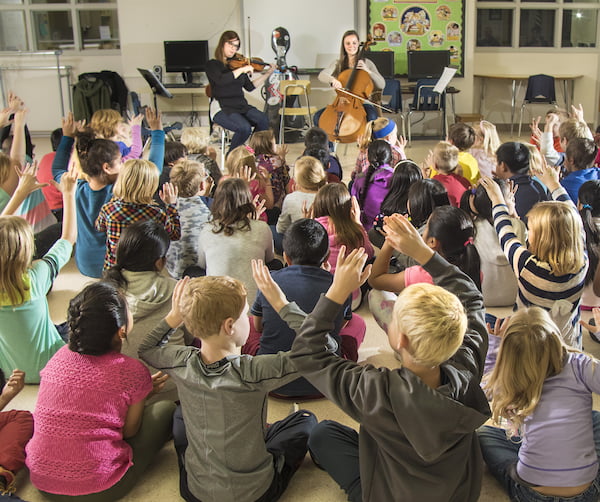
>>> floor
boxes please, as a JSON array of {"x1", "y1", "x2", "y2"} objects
[{"x1": 8, "y1": 124, "x2": 600, "y2": 501}]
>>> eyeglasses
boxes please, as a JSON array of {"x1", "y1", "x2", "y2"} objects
[{"x1": 226, "y1": 41, "x2": 241, "y2": 49}]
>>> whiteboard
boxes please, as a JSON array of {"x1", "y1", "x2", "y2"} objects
[{"x1": 242, "y1": 0, "x2": 356, "y2": 70}]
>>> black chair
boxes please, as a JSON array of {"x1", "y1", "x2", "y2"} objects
[
  {"x1": 518, "y1": 74, "x2": 557, "y2": 137},
  {"x1": 406, "y1": 79, "x2": 446, "y2": 145}
]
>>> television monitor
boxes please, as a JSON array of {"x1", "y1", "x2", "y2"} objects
[
  {"x1": 407, "y1": 50, "x2": 450, "y2": 81},
  {"x1": 364, "y1": 51, "x2": 395, "y2": 79},
  {"x1": 164, "y1": 40, "x2": 209, "y2": 85}
]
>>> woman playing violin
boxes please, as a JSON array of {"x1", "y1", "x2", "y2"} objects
[
  {"x1": 206, "y1": 30, "x2": 274, "y2": 152},
  {"x1": 314, "y1": 30, "x2": 385, "y2": 127}
]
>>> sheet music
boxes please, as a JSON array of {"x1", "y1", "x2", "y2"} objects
[{"x1": 434, "y1": 67, "x2": 457, "y2": 93}]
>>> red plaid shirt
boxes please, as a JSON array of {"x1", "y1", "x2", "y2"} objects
[{"x1": 95, "y1": 198, "x2": 181, "y2": 270}]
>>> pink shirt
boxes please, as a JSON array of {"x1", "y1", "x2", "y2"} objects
[
  {"x1": 315, "y1": 216, "x2": 374, "y2": 273},
  {"x1": 26, "y1": 345, "x2": 152, "y2": 495},
  {"x1": 37, "y1": 152, "x2": 63, "y2": 210},
  {"x1": 404, "y1": 265, "x2": 434, "y2": 286}
]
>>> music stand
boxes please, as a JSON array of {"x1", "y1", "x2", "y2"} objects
[{"x1": 137, "y1": 68, "x2": 173, "y2": 110}]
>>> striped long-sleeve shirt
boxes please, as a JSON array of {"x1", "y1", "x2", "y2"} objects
[
  {"x1": 492, "y1": 186, "x2": 588, "y2": 348},
  {"x1": 95, "y1": 198, "x2": 180, "y2": 270}
]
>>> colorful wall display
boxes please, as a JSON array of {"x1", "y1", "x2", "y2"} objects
[{"x1": 368, "y1": 0, "x2": 465, "y2": 76}]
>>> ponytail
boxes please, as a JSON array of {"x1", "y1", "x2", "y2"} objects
[
  {"x1": 427, "y1": 206, "x2": 481, "y2": 290},
  {"x1": 359, "y1": 140, "x2": 392, "y2": 209}
]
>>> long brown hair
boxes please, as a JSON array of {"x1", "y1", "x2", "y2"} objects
[
  {"x1": 210, "y1": 177, "x2": 255, "y2": 236},
  {"x1": 249, "y1": 130, "x2": 276, "y2": 156},
  {"x1": 312, "y1": 183, "x2": 364, "y2": 250},
  {"x1": 334, "y1": 30, "x2": 360, "y2": 76},
  {"x1": 215, "y1": 30, "x2": 239, "y2": 63}
]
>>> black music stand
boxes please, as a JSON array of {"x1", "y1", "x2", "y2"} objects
[{"x1": 137, "y1": 68, "x2": 173, "y2": 111}]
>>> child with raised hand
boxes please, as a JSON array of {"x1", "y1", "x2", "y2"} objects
[
  {"x1": 470, "y1": 120, "x2": 501, "y2": 179},
  {"x1": 276, "y1": 156, "x2": 326, "y2": 236},
  {"x1": 479, "y1": 307, "x2": 600, "y2": 502},
  {"x1": 197, "y1": 177, "x2": 276, "y2": 303},
  {"x1": 480, "y1": 161, "x2": 588, "y2": 348},
  {"x1": 431, "y1": 141, "x2": 471, "y2": 206},
  {"x1": 350, "y1": 139, "x2": 393, "y2": 231},
  {"x1": 248, "y1": 129, "x2": 290, "y2": 210},
  {"x1": 225, "y1": 145, "x2": 273, "y2": 220},
  {"x1": 26, "y1": 281, "x2": 175, "y2": 501},
  {"x1": 104, "y1": 220, "x2": 193, "y2": 402},
  {"x1": 255, "y1": 215, "x2": 490, "y2": 502},
  {"x1": 352, "y1": 117, "x2": 406, "y2": 183},
  {"x1": 95, "y1": 159, "x2": 181, "y2": 269},
  {"x1": 0, "y1": 166, "x2": 77, "y2": 383},
  {"x1": 138, "y1": 275, "x2": 317, "y2": 502},
  {"x1": 166, "y1": 159, "x2": 211, "y2": 278},
  {"x1": 368, "y1": 205, "x2": 481, "y2": 332},
  {"x1": 0, "y1": 369, "x2": 33, "y2": 496},
  {"x1": 460, "y1": 182, "x2": 526, "y2": 307},
  {"x1": 52, "y1": 108, "x2": 165, "y2": 278}
]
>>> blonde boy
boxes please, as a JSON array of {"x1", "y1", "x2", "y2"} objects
[
  {"x1": 431, "y1": 141, "x2": 471, "y2": 206},
  {"x1": 138, "y1": 276, "x2": 316, "y2": 502},
  {"x1": 276, "y1": 156, "x2": 326, "y2": 235},
  {"x1": 180, "y1": 127, "x2": 222, "y2": 188},
  {"x1": 165, "y1": 160, "x2": 211, "y2": 278},
  {"x1": 254, "y1": 214, "x2": 491, "y2": 502}
]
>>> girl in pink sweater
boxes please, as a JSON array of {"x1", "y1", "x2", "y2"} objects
[{"x1": 26, "y1": 281, "x2": 175, "y2": 500}]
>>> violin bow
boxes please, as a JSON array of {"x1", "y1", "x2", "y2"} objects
[{"x1": 336, "y1": 88, "x2": 395, "y2": 114}]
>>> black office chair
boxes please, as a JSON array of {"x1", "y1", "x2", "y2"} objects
[
  {"x1": 518, "y1": 74, "x2": 557, "y2": 138},
  {"x1": 406, "y1": 79, "x2": 446, "y2": 145}
]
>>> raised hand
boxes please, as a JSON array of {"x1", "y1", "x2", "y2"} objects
[
  {"x1": 159, "y1": 182, "x2": 178, "y2": 205},
  {"x1": 326, "y1": 246, "x2": 371, "y2": 305},
  {"x1": 62, "y1": 112, "x2": 78, "y2": 137},
  {"x1": 479, "y1": 176, "x2": 505, "y2": 206},
  {"x1": 1, "y1": 369, "x2": 25, "y2": 403},
  {"x1": 13, "y1": 162, "x2": 47, "y2": 196},
  {"x1": 149, "y1": 371, "x2": 169, "y2": 397},
  {"x1": 166, "y1": 276, "x2": 189, "y2": 328},
  {"x1": 252, "y1": 259, "x2": 289, "y2": 312},
  {"x1": 234, "y1": 165, "x2": 256, "y2": 183},
  {"x1": 532, "y1": 153, "x2": 560, "y2": 191},
  {"x1": 580, "y1": 308, "x2": 600, "y2": 336},
  {"x1": 252, "y1": 194, "x2": 266, "y2": 220},
  {"x1": 383, "y1": 213, "x2": 433, "y2": 264},
  {"x1": 301, "y1": 199, "x2": 313, "y2": 219},
  {"x1": 145, "y1": 107, "x2": 163, "y2": 131},
  {"x1": 530, "y1": 116, "x2": 542, "y2": 144},
  {"x1": 571, "y1": 103, "x2": 585, "y2": 122},
  {"x1": 129, "y1": 113, "x2": 144, "y2": 127}
]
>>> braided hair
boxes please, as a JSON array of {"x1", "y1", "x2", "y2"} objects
[
  {"x1": 358, "y1": 139, "x2": 392, "y2": 209},
  {"x1": 578, "y1": 180, "x2": 600, "y2": 286},
  {"x1": 68, "y1": 282, "x2": 128, "y2": 356}
]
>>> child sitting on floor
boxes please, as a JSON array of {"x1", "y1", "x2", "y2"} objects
[
  {"x1": 252, "y1": 215, "x2": 490, "y2": 502},
  {"x1": 138, "y1": 275, "x2": 317, "y2": 502},
  {"x1": 0, "y1": 369, "x2": 33, "y2": 497},
  {"x1": 431, "y1": 141, "x2": 471, "y2": 206},
  {"x1": 447, "y1": 122, "x2": 479, "y2": 185},
  {"x1": 245, "y1": 218, "x2": 366, "y2": 397}
]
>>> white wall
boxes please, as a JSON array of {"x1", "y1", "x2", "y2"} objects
[{"x1": 1, "y1": 0, "x2": 599, "y2": 132}]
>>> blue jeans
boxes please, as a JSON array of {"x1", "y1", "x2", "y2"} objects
[
  {"x1": 478, "y1": 411, "x2": 600, "y2": 501},
  {"x1": 213, "y1": 106, "x2": 269, "y2": 152}
]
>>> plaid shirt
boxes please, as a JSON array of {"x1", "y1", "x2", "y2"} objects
[{"x1": 95, "y1": 198, "x2": 181, "y2": 270}]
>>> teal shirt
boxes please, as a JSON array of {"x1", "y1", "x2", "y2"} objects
[{"x1": 0, "y1": 239, "x2": 72, "y2": 383}]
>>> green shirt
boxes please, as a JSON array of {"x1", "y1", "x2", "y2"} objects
[{"x1": 0, "y1": 239, "x2": 72, "y2": 383}]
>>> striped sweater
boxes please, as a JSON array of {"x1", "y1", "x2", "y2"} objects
[{"x1": 492, "y1": 186, "x2": 588, "y2": 348}]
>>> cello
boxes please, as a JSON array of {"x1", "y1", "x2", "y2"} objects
[{"x1": 319, "y1": 37, "x2": 374, "y2": 144}]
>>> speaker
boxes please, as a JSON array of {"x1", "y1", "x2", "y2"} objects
[{"x1": 152, "y1": 65, "x2": 162, "y2": 82}]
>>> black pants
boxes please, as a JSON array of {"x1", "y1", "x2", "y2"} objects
[
  {"x1": 308, "y1": 420, "x2": 362, "y2": 502},
  {"x1": 173, "y1": 405, "x2": 317, "y2": 502}
]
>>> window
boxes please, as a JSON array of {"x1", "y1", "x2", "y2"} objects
[
  {"x1": 0, "y1": 0, "x2": 118, "y2": 51},
  {"x1": 476, "y1": 0, "x2": 600, "y2": 48}
]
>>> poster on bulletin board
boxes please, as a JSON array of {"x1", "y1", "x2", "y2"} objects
[{"x1": 368, "y1": 0, "x2": 464, "y2": 77}]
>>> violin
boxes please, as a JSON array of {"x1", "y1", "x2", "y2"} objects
[
  {"x1": 227, "y1": 53, "x2": 271, "y2": 72},
  {"x1": 205, "y1": 53, "x2": 271, "y2": 98},
  {"x1": 319, "y1": 37, "x2": 375, "y2": 144}
]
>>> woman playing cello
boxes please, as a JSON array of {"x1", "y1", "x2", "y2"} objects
[
  {"x1": 206, "y1": 30, "x2": 275, "y2": 152},
  {"x1": 314, "y1": 30, "x2": 385, "y2": 128}
]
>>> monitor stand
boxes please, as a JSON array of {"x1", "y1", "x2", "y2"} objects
[{"x1": 182, "y1": 71, "x2": 194, "y2": 85}]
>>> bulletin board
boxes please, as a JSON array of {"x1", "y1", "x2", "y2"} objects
[{"x1": 367, "y1": 1, "x2": 465, "y2": 77}]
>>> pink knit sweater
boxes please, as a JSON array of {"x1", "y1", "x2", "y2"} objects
[{"x1": 26, "y1": 345, "x2": 152, "y2": 495}]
